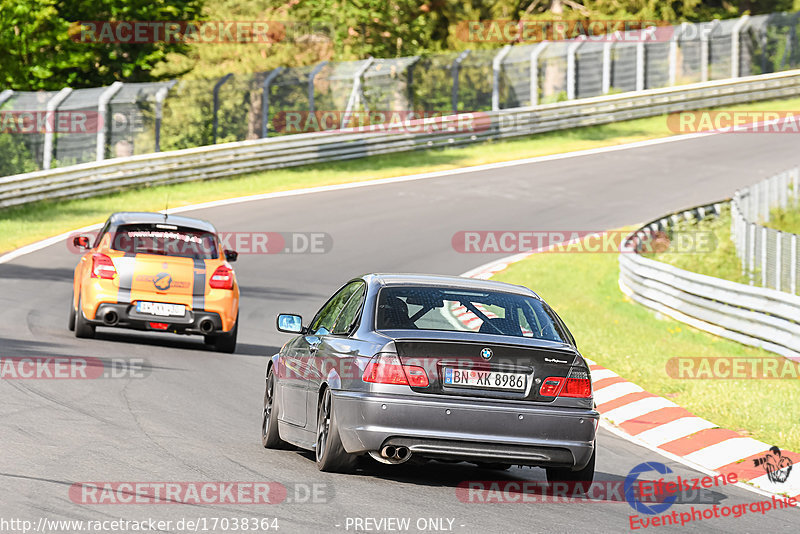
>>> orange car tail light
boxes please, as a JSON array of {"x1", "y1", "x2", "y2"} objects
[
  {"x1": 90, "y1": 254, "x2": 117, "y2": 279},
  {"x1": 209, "y1": 265, "x2": 234, "y2": 289}
]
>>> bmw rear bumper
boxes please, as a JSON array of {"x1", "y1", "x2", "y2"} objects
[{"x1": 332, "y1": 391, "x2": 598, "y2": 469}]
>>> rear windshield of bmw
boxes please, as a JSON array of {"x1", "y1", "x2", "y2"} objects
[
  {"x1": 108, "y1": 224, "x2": 219, "y2": 260},
  {"x1": 376, "y1": 286, "x2": 570, "y2": 343}
]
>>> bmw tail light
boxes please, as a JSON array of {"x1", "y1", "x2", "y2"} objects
[
  {"x1": 209, "y1": 265, "x2": 234, "y2": 289},
  {"x1": 362, "y1": 354, "x2": 429, "y2": 387},
  {"x1": 539, "y1": 377, "x2": 564, "y2": 396},
  {"x1": 539, "y1": 369, "x2": 592, "y2": 398},
  {"x1": 91, "y1": 254, "x2": 117, "y2": 279}
]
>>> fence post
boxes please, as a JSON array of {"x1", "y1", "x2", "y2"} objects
[
  {"x1": 776, "y1": 231, "x2": 783, "y2": 291},
  {"x1": 566, "y1": 39, "x2": 584, "y2": 100},
  {"x1": 748, "y1": 222, "x2": 756, "y2": 285},
  {"x1": 153, "y1": 81, "x2": 176, "y2": 152},
  {"x1": 700, "y1": 20, "x2": 719, "y2": 82},
  {"x1": 96, "y1": 82, "x2": 123, "y2": 161},
  {"x1": 308, "y1": 61, "x2": 328, "y2": 114},
  {"x1": 261, "y1": 67, "x2": 284, "y2": 138},
  {"x1": 451, "y1": 50, "x2": 470, "y2": 114},
  {"x1": 492, "y1": 45, "x2": 512, "y2": 110},
  {"x1": 42, "y1": 87, "x2": 73, "y2": 170},
  {"x1": 0, "y1": 89, "x2": 13, "y2": 107},
  {"x1": 212, "y1": 73, "x2": 234, "y2": 144},
  {"x1": 731, "y1": 15, "x2": 750, "y2": 78},
  {"x1": 761, "y1": 226, "x2": 768, "y2": 287},
  {"x1": 341, "y1": 58, "x2": 375, "y2": 128},
  {"x1": 669, "y1": 23, "x2": 689, "y2": 86},
  {"x1": 529, "y1": 42, "x2": 549, "y2": 105},
  {"x1": 602, "y1": 40, "x2": 613, "y2": 93},
  {"x1": 792, "y1": 234, "x2": 798, "y2": 294},
  {"x1": 636, "y1": 39, "x2": 646, "y2": 91}
]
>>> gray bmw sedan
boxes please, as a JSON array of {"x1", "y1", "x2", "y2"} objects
[{"x1": 262, "y1": 274, "x2": 598, "y2": 480}]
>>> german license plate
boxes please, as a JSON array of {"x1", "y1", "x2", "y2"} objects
[
  {"x1": 136, "y1": 301, "x2": 185, "y2": 317},
  {"x1": 443, "y1": 368, "x2": 527, "y2": 391}
]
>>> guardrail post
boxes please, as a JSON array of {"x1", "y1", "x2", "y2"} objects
[
  {"x1": 636, "y1": 39, "x2": 646, "y2": 91},
  {"x1": 451, "y1": 50, "x2": 470, "y2": 114},
  {"x1": 96, "y1": 82, "x2": 123, "y2": 162},
  {"x1": 529, "y1": 42, "x2": 548, "y2": 105},
  {"x1": 42, "y1": 87, "x2": 73, "y2": 170},
  {"x1": 212, "y1": 73, "x2": 234, "y2": 144},
  {"x1": 154, "y1": 81, "x2": 176, "y2": 152},
  {"x1": 566, "y1": 39, "x2": 584, "y2": 100},
  {"x1": 492, "y1": 45, "x2": 513, "y2": 110},
  {"x1": 260, "y1": 67, "x2": 284, "y2": 138},
  {"x1": 341, "y1": 58, "x2": 375, "y2": 128},
  {"x1": 731, "y1": 15, "x2": 750, "y2": 78},
  {"x1": 0, "y1": 89, "x2": 13, "y2": 107},
  {"x1": 308, "y1": 61, "x2": 328, "y2": 114}
]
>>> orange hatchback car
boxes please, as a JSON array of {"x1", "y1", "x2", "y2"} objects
[{"x1": 70, "y1": 212, "x2": 240, "y2": 352}]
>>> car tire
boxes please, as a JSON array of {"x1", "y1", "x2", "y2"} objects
[
  {"x1": 74, "y1": 295, "x2": 95, "y2": 339},
  {"x1": 262, "y1": 366, "x2": 290, "y2": 449},
  {"x1": 315, "y1": 388, "x2": 357, "y2": 473},
  {"x1": 68, "y1": 291, "x2": 76, "y2": 332},
  {"x1": 213, "y1": 319, "x2": 237, "y2": 353},
  {"x1": 546, "y1": 445, "x2": 595, "y2": 483}
]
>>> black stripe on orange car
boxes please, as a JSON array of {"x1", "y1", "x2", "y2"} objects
[
  {"x1": 192, "y1": 258, "x2": 205, "y2": 310},
  {"x1": 116, "y1": 252, "x2": 136, "y2": 304}
]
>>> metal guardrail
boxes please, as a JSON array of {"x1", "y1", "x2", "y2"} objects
[
  {"x1": 731, "y1": 167, "x2": 800, "y2": 293},
  {"x1": 3, "y1": 69, "x2": 800, "y2": 210},
  {"x1": 619, "y1": 201, "x2": 800, "y2": 360}
]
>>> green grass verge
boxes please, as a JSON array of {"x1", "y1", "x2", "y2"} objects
[
  {"x1": 5, "y1": 95, "x2": 800, "y2": 255},
  {"x1": 766, "y1": 202, "x2": 800, "y2": 234},
  {"x1": 493, "y1": 239, "x2": 800, "y2": 452}
]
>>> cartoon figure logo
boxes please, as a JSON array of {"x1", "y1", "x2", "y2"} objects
[
  {"x1": 154, "y1": 272, "x2": 172, "y2": 291},
  {"x1": 753, "y1": 446, "x2": 793, "y2": 483}
]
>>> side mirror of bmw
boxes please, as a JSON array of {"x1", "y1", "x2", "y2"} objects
[
  {"x1": 73, "y1": 236, "x2": 91, "y2": 250},
  {"x1": 277, "y1": 313, "x2": 304, "y2": 334},
  {"x1": 224, "y1": 249, "x2": 238, "y2": 262}
]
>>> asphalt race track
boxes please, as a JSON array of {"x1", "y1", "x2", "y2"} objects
[{"x1": 1, "y1": 133, "x2": 798, "y2": 533}]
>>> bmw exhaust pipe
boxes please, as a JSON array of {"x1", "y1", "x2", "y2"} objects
[
  {"x1": 369, "y1": 445, "x2": 412, "y2": 465},
  {"x1": 199, "y1": 319, "x2": 215, "y2": 334},
  {"x1": 103, "y1": 310, "x2": 119, "y2": 326}
]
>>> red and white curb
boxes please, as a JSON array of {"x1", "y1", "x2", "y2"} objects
[{"x1": 461, "y1": 250, "x2": 800, "y2": 500}]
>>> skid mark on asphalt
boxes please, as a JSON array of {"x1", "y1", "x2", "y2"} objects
[{"x1": 1, "y1": 380, "x2": 116, "y2": 426}]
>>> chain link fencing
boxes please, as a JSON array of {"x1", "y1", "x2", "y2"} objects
[
  {"x1": 732, "y1": 167, "x2": 800, "y2": 295},
  {"x1": 2, "y1": 12, "x2": 800, "y2": 178}
]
